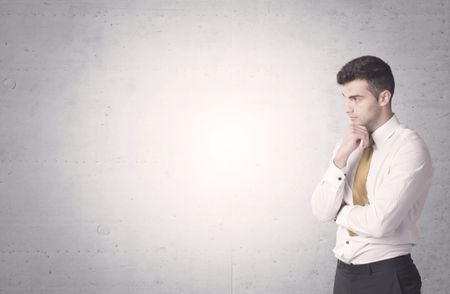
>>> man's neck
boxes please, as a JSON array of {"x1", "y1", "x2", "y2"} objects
[{"x1": 369, "y1": 111, "x2": 394, "y2": 133}]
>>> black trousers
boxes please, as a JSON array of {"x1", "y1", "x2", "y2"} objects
[{"x1": 333, "y1": 254, "x2": 422, "y2": 294}]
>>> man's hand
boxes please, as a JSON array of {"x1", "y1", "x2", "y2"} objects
[{"x1": 333, "y1": 124, "x2": 370, "y2": 169}]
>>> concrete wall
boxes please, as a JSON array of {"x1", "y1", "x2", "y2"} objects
[{"x1": 0, "y1": 0, "x2": 449, "y2": 293}]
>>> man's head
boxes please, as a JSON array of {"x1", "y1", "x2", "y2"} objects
[
  {"x1": 337, "y1": 55, "x2": 395, "y2": 100},
  {"x1": 337, "y1": 56, "x2": 395, "y2": 132}
]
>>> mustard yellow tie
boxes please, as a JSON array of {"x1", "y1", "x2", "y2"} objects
[{"x1": 348, "y1": 137, "x2": 374, "y2": 237}]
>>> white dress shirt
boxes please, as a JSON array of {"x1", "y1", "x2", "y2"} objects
[{"x1": 311, "y1": 114, "x2": 433, "y2": 264}]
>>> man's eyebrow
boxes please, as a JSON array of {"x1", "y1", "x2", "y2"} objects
[{"x1": 341, "y1": 93, "x2": 364, "y2": 98}]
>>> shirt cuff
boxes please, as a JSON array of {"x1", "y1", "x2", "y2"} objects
[
  {"x1": 323, "y1": 161, "x2": 348, "y2": 184},
  {"x1": 335, "y1": 205, "x2": 352, "y2": 227}
]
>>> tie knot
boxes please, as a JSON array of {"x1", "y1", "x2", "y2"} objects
[{"x1": 367, "y1": 136, "x2": 374, "y2": 148}]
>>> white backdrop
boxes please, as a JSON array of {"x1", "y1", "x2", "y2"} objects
[{"x1": 0, "y1": 1, "x2": 449, "y2": 293}]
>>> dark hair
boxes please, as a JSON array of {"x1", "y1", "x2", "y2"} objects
[{"x1": 337, "y1": 55, "x2": 395, "y2": 99}]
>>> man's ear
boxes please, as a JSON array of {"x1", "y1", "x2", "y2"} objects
[{"x1": 378, "y1": 90, "x2": 391, "y2": 106}]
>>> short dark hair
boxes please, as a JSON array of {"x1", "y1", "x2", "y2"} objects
[{"x1": 337, "y1": 55, "x2": 395, "y2": 99}]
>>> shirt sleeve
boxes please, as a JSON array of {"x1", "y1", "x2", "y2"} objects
[
  {"x1": 335, "y1": 135, "x2": 433, "y2": 238},
  {"x1": 311, "y1": 141, "x2": 349, "y2": 222}
]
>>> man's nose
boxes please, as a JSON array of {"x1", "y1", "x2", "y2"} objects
[{"x1": 345, "y1": 100, "x2": 353, "y2": 114}]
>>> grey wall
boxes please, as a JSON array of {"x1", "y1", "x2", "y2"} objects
[{"x1": 0, "y1": 0, "x2": 449, "y2": 293}]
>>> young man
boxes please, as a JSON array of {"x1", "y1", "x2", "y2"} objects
[{"x1": 311, "y1": 56, "x2": 433, "y2": 294}]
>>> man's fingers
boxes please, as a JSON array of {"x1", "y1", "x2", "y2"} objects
[
  {"x1": 350, "y1": 127, "x2": 369, "y2": 138},
  {"x1": 350, "y1": 124, "x2": 369, "y2": 133},
  {"x1": 348, "y1": 126, "x2": 369, "y2": 148}
]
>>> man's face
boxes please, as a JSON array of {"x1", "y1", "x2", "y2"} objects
[{"x1": 341, "y1": 79, "x2": 381, "y2": 131}]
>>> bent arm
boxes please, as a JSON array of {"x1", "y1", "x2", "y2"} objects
[
  {"x1": 311, "y1": 143, "x2": 348, "y2": 222},
  {"x1": 335, "y1": 138, "x2": 433, "y2": 237}
]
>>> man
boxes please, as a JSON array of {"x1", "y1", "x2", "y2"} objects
[{"x1": 311, "y1": 56, "x2": 433, "y2": 294}]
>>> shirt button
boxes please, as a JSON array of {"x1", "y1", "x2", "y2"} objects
[
  {"x1": 338, "y1": 177, "x2": 342, "y2": 181},
  {"x1": 346, "y1": 241, "x2": 349, "y2": 244}
]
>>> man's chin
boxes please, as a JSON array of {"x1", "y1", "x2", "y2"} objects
[{"x1": 350, "y1": 119, "x2": 367, "y2": 127}]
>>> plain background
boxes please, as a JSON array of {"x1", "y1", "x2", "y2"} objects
[{"x1": 0, "y1": 0, "x2": 449, "y2": 293}]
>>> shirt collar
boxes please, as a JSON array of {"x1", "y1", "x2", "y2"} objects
[{"x1": 371, "y1": 114, "x2": 400, "y2": 148}]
